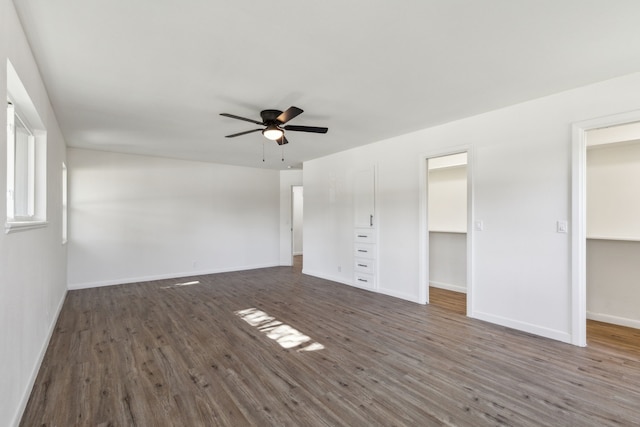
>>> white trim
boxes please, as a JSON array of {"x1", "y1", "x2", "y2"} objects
[
  {"x1": 376, "y1": 287, "x2": 421, "y2": 303},
  {"x1": 571, "y1": 109, "x2": 640, "y2": 347},
  {"x1": 473, "y1": 310, "x2": 572, "y2": 344},
  {"x1": 5, "y1": 220, "x2": 48, "y2": 233},
  {"x1": 303, "y1": 270, "x2": 421, "y2": 303},
  {"x1": 418, "y1": 145, "x2": 472, "y2": 308},
  {"x1": 11, "y1": 288, "x2": 67, "y2": 427},
  {"x1": 587, "y1": 311, "x2": 640, "y2": 330},
  {"x1": 586, "y1": 236, "x2": 640, "y2": 242},
  {"x1": 429, "y1": 230, "x2": 467, "y2": 234},
  {"x1": 429, "y1": 281, "x2": 467, "y2": 294},
  {"x1": 68, "y1": 263, "x2": 280, "y2": 290},
  {"x1": 302, "y1": 269, "x2": 353, "y2": 287}
]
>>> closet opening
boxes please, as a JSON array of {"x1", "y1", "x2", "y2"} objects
[
  {"x1": 584, "y1": 123, "x2": 640, "y2": 350},
  {"x1": 424, "y1": 151, "x2": 469, "y2": 315}
]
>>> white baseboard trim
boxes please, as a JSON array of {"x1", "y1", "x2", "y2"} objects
[
  {"x1": 587, "y1": 311, "x2": 640, "y2": 329},
  {"x1": 472, "y1": 310, "x2": 572, "y2": 344},
  {"x1": 377, "y1": 287, "x2": 421, "y2": 303},
  {"x1": 11, "y1": 288, "x2": 67, "y2": 427},
  {"x1": 302, "y1": 270, "x2": 420, "y2": 303},
  {"x1": 292, "y1": 251, "x2": 303, "y2": 256},
  {"x1": 301, "y1": 269, "x2": 353, "y2": 287},
  {"x1": 68, "y1": 263, "x2": 280, "y2": 290},
  {"x1": 429, "y1": 281, "x2": 467, "y2": 294}
]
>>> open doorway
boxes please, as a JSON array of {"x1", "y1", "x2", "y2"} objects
[
  {"x1": 425, "y1": 152, "x2": 469, "y2": 315},
  {"x1": 584, "y1": 124, "x2": 640, "y2": 349},
  {"x1": 291, "y1": 185, "x2": 303, "y2": 271},
  {"x1": 572, "y1": 111, "x2": 640, "y2": 346}
]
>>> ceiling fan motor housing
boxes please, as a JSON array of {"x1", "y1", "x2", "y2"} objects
[{"x1": 260, "y1": 109, "x2": 284, "y2": 125}]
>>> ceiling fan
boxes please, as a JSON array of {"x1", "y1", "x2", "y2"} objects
[{"x1": 220, "y1": 106, "x2": 328, "y2": 145}]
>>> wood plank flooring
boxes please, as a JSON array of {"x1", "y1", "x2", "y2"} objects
[
  {"x1": 21, "y1": 264, "x2": 640, "y2": 426},
  {"x1": 429, "y1": 286, "x2": 467, "y2": 315}
]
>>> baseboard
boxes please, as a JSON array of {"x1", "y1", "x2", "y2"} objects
[
  {"x1": 472, "y1": 310, "x2": 572, "y2": 344},
  {"x1": 429, "y1": 281, "x2": 467, "y2": 294},
  {"x1": 292, "y1": 251, "x2": 303, "y2": 256},
  {"x1": 587, "y1": 311, "x2": 640, "y2": 329},
  {"x1": 301, "y1": 269, "x2": 353, "y2": 287},
  {"x1": 302, "y1": 270, "x2": 421, "y2": 304},
  {"x1": 11, "y1": 288, "x2": 67, "y2": 427},
  {"x1": 68, "y1": 263, "x2": 281, "y2": 290},
  {"x1": 377, "y1": 287, "x2": 421, "y2": 303}
]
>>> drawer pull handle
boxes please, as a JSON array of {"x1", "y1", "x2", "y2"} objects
[
  {"x1": 357, "y1": 263, "x2": 368, "y2": 267},
  {"x1": 357, "y1": 234, "x2": 368, "y2": 238},
  {"x1": 358, "y1": 278, "x2": 368, "y2": 283},
  {"x1": 357, "y1": 249, "x2": 367, "y2": 253}
]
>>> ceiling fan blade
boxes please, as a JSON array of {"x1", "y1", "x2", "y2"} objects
[
  {"x1": 284, "y1": 125, "x2": 328, "y2": 134},
  {"x1": 225, "y1": 128, "x2": 262, "y2": 138},
  {"x1": 276, "y1": 135, "x2": 289, "y2": 145},
  {"x1": 220, "y1": 113, "x2": 264, "y2": 125},
  {"x1": 276, "y1": 106, "x2": 303, "y2": 124}
]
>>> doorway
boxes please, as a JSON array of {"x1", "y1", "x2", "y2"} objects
[
  {"x1": 291, "y1": 185, "x2": 303, "y2": 270},
  {"x1": 419, "y1": 148, "x2": 472, "y2": 315},
  {"x1": 427, "y1": 153, "x2": 468, "y2": 314},
  {"x1": 584, "y1": 124, "x2": 640, "y2": 346},
  {"x1": 572, "y1": 110, "x2": 640, "y2": 346}
]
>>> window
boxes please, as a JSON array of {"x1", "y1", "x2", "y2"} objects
[
  {"x1": 7, "y1": 101, "x2": 35, "y2": 219},
  {"x1": 6, "y1": 59, "x2": 47, "y2": 233}
]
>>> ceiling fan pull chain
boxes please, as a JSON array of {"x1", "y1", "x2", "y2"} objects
[
  {"x1": 262, "y1": 140, "x2": 265, "y2": 162},
  {"x1": 282, "y1": 145, "x2": 285, "y2": 162}
]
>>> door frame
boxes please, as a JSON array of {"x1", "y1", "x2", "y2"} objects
[
  {"x1": 418, "y1": 145, "x2": 473, "y2": 314},
  {"x1": 571, "y1": 109, "x2": 640, "y2": 346}
]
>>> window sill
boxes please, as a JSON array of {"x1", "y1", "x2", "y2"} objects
[{"x1": 5, "y1": 220, "x2": 48, "y2": 234}]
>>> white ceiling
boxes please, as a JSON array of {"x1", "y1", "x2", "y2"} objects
[{"x1": 12, "y1": 0, "x2": 640, "y2": 170}]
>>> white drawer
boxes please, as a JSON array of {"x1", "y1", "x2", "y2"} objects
[
  {"x1": 354, "y1": 273, "x2": 376, "y2": 289},
  {"x1": 354, "y1": 259, "x2": 375, "y2": 274},
  {"x1": 354, "y1": 243, "x2": 375, "y2": 259},
  {"x1": 354, "y1": 229, "x2": 375, "y2": 243}
]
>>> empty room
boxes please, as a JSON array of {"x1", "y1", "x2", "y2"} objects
[{"x1": 3, "y1": 1, "x2": 640, "y2": 426}]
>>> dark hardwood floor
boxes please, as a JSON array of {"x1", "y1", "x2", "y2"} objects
[
  {"x1": 429, "y1": 287, "x2": 640, "y2": 354},
  {"x1": 429, "y1": 286, "x2": 467, "y2": 315},
  {"x1": 21, "y1": 265, "x2": 640, "y2": 426}
]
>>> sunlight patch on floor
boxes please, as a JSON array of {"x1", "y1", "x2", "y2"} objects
[
  {"x1": 235, "y1": 307, "x2": 325, "y2": 352},
  {"x1": 161, "y1": 280, "x2": 200, "y2": 289}
]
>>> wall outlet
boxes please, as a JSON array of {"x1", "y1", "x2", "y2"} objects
[
  {"x1": 337, "y1": 265, "x2": 342, "y2": 272},
  {"x1": 474, "y1": 220, "x2": 484, "y2": 231}
]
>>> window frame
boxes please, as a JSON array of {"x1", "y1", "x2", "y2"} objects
[{"x1": 5, "y1": 60, "x2": 48, "y2": 234}]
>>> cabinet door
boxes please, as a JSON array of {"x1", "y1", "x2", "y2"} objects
[{"x1": 354, "y1": 167, "x2": 375, "y2": 228}]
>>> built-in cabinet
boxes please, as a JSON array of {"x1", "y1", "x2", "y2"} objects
[{"x1": 353, "y1": 166, "x2": 377, "y2": 289}]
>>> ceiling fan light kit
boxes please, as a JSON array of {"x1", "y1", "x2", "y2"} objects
[{"x1": 262, "y1": 124, "x2": 284, "y2": 141}]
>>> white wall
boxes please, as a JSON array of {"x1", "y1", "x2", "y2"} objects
[
  {"x1": 1, "y1": 1, "x2": 68, "y2": 425},
  {"x1": 587, "y1": 240, "x2": 640, "y2": 328},
  {"x1": 67, "y1": 149, "x2": 280, "y2": 288},
  {"x1": 587, "y1": 141, "x2": 640, "y2": 239},
  {"x1": 429, "y1": 232, "x2": 467, "y2": 293},
  {"x1": 428, "y1": 164, "x2": 467, "y2": 232},
  {"x1": 292, "y1": 186, "x2": 303, "y2": 255},
  {"x1": 304, "y1": 72, "x2": 640, "y2": 344},
  {"x1": 586, "y1": 141, "x2": 640, "y2": 328},
  {"x1": 279, "y1": 169, "x2": 303, "y2": 265}
]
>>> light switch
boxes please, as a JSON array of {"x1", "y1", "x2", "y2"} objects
[
  {"x1": 557, "y1": 220, "x2": 568, "y2": 233},
  {"x1": 474, "y1": 220, "x2": 484, "y2": 231}
]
